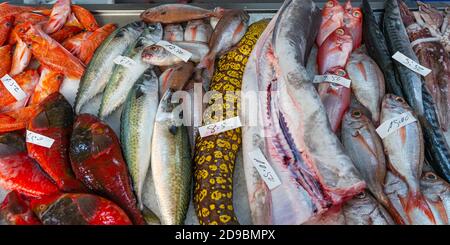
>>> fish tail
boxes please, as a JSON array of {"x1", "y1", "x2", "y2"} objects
[
  {"x1": 197, "y1": 52, "x2": 216, "y2": 79},
  {"x1": 405, "y1": 190, "x2": 436, "y2": 224}
]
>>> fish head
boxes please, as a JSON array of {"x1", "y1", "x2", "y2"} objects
[
  {"x1": 142, "y1": 44, "x2": 169, "y2": 65},
  {"x1": 382, "y1": 94, "x2": 410, "y2": 115},
  {"x1": 29, "y1": 93, "x2": 73, "y2": 129},
  {"x1": 330, "y1": 28, "x2": 353, "y2": 50},
  {"x1": 140, "y1": 7, "x2": 166, "y2": 23},
  {"x1": 1, "y1": 15, "x2": 14, "y2": 29},
  {"x1": 343, "y1": 108, "x2": 371, "y2": 134},
  {"x1": 345, "y1": 191, "x2": 374, "y2": 207},
  {"x1": 147, "y1": 22, "x2": 163, "y2": 42},
  {"x1": 421, "y1": 172, "x2": 450, "y2": 193},
  {"x1": 0, "y1": 191, "x2": 40, "y2": 225},
  {"x1": 0, "y1": 132, "x2": 26, "y2": 156},
  {"x1": 70, "y1": 114, "x2": 115, "y2": 163},
  {"x1": 323, "y1": 0, "x2": 344, "y2": 17},
  {"x1": 30, "y1": 193, "x2": 62, "y2": 218}
]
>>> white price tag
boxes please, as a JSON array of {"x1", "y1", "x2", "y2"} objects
[
  {"x1": 156, "y1": 40, "x2": 192, "y2": 62},
  {"x1": 26, "y1": 130, "x2": 55, "y2": 148},
  {"x1": 376, "y1": 112, "x2": 417, "y2": 139},
  {"x1": 248, "y1": 149, "x2": 281, "y2": 190},
  {"x1": 1, "y1": 74, "x2": 27, "y2": 101},
  {"x1": 313, "y1": 75, "x2": 351, "y2": 88},
  {"x1": 392, "y1": 51, "x2": 431, "y2": 77},
  {"x1": 199, "y1": 116, "x2": 242, "y2": 138},
  {"x1": 113, "y1": 56, "x2": 137, "y2": 68}
]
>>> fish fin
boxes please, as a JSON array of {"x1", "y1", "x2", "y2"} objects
[
  {"x1": 405, "y1": 190, "x2": 436, "y2": 224},
  {"x1": 197, "y1": 52, "x2": 216, "y2": 79}
]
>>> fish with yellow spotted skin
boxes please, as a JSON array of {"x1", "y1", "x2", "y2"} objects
[{"x1": 193, "y1": 19, "x2": 269, "y2": 225}]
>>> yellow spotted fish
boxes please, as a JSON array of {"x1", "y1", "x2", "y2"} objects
[{"x1": 193, "y1": 19, "x2": 269, "y2": 225}]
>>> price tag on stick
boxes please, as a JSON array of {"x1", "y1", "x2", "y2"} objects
[
  {"x1": 26, "y1": 130, "x2": 55, "y2": 148},
  {"x1": 199, "y1": 117, "x2": 242, "y2": 138},
  {"x1": 313, "y1": 75, "x2": 352, "y2": 88},
  {"x1": 156, "y1": 40, "x2": 192, "y2": 62},
  {"x1": 248, "y1": 149, "x2": 282, "y2": 190},
  {"x1": 376, "y1": 112, "x2": 417, "y2": 139},
  {"x1": 1, "y1": 74, "x2": 27, "y2": 101},
  {"x1": 392, "y1": 51, "x2": 431, "y2": 77}
]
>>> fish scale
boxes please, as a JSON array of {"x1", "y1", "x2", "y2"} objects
[{"x1": 193, "y1": 20, "x2": 269, "y2": 225}]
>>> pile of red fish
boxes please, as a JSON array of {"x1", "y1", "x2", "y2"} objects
[
  {"x1": 316, "y1": 0, "x2": 362, "y2": 132},
  {"x1": 0, "y1": 0, "x2": 116, "y2": 134},
  {"x1": 0, "y1": 1, "x2": 145, "y2": 225}
]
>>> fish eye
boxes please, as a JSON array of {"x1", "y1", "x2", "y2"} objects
[
  {"x1": 336, "y1": 69, "x2": 346, "y2": 76},
  {"x1": 351, "y1": 110, "x2": 362, "y2": 118},
  {"x1": 353, "y1": 10, "x2": 361, "y2": 18},
  {"x1": 356, "y1": 192, "x2": 366, "y2": 199},
  {"x1": 335, "y1": 28, "x2": 345, "y2": 35},
  {"x1": 150, "y1": 46, "x2": 158, "y2": 51},
  {"x1": 326, "y1": 1, "x2": 334, "y2": 7},
  {"x1": 395, "y1": 97, "x2": 405, "y2": 103},
  {"x1": 424, "y1": 172, "x2": 437, "y2": 181},
  {"x1": 161, "y1": 11, "x2": 167, "y2": 15}
]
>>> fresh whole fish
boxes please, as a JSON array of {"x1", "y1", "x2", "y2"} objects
[
  {"x1": 316, "y1": 0, "x2": 344, "y2": 47},
  {"x1": 272, "y1": 0, "x2": 364, "y2": 219},
  {"x1": 421, "y1": 171, "x2": 450, "y2": 224},
  {"x1": 317, "y1": 28, "x2": 353, "y2": 75},
  {"x1": 142, "y1": 41, "x2": 209, "y2": 66},
  {"x1": 0, "y1": 191, "x2": 41, "y2": 225},
  {"x1": 75, "y1": 21, "x2": 145, "y2": 114},
  {"x1": 343, "y1": 0, "x2": 363, "y2": 50},
  {"x1": 317, "y1": 67, "x2": 351, "y2": 132},
  {"x1": 31, "y1": 193, "x2": 132, "y2": 225},
  {"x1": 184, "y1": 20, "x2": 213, "y2": 43},
  {"x1": 27, "y1": 93, "x2": 86, "y2": 193},
  {"x1": 193, "y1": 20, "x2": 268, "y2": 225},
  {"x1": 383, "y1": 0, "x2": 423, "y2": 114},
  {"x1": 164, "y1": 24, "x2": 184, "y2": 42},
  {"x1": 140, "y1": 4, "x2": 224, "y2": 24},
  {"x1": 380, "y1": 94, "x2": 434, "y2": 224},
  {"x1": 361, "y1": 0, "x2": 403, "y2": 97},
  {"x1": 62, "y1": 32, "x2": 91, "y2": 59},
  {"x1": 421, "y1": 85, "x2": 450, "y2": 182},
  {"x1": 16, "y1": 22, "x2": 85, "y2": 80},
  {"x1": 197, "y1": 10, "x2": 249, "y2": 78},
  {"x1": 152, "y1": 89, "x2": 192, "y2": 225},
  {"x1": 69, "y1": 114, "x2": 145, "y2": 225},
  {"x1": 341, "y1": 109, "x2": 405, "y2": 224},
  {"x1": 346, "y1": 47, "x2": 386, "y2": 124},
  {"x1": 120, "y1": 69, "x2": 159, "y2": 209},
  {"x1": 399, "y1": 0, "x2": 450, "y2": 132},
  {"x1": 100, "y1": 23, "x2": 163, "y2": 119},
  {"x1": 0, "y1": 132, "x2": 59, "y2": 198},
  {"x1": 342, "y1": 191, "x2": 395, "y2": 225}
]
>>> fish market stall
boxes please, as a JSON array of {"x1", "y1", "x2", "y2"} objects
[{"x1": 1, "y1": 0, "x2": 450, "y2": 226}]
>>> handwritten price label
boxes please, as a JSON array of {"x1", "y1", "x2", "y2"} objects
[
  {"x1": 248, "y1": 149, "x2": 281, "y2": 190},
  {"x1": 113, "y1": 55, "x2": 137, "y2": 68},
  {"x1": 26, "y1": 130, "x2": 55, "y2": 148},
  {"x1": 198, "y1": 117, "x2": 242, "y2": 138},
  {"x1": 376, "y1": 112, "x2": 417, "y2": 139},
  {"x1": 156, "y1": 40, "x2": 192, "y2": 62},
  {"x1": 392, "y1": 51, "x2": 431, "y2": 77},
  {"x1": 313, "y1": 75, "x2": 352, "y2": 88},
  {"x1": 1, "y1": 74, "x2": 27, "y2": 101}
]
